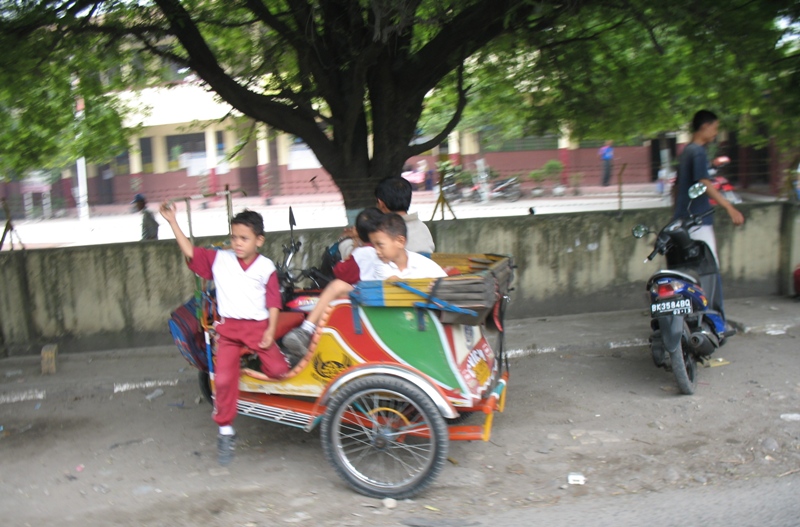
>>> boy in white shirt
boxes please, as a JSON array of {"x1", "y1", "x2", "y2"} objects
[
  {"x1": 161, "y1": 204, "x2": 288, "y2": 466},
  {"x1": 282, "y1": 213, "x2": 446, "y2": 360},
  {"x1": 363, "y1": 213, "x2": 447, "y2": 281}
]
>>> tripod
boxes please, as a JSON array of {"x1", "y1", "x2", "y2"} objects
[
  {"x1": 0, "y1": 198, "x2": 24, "y2": 251},
  {"x1": 430, "y1": 186, "x2": 456, "y2": 221}
]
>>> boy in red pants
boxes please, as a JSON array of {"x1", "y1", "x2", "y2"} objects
[{"x1": 161, "y1": 203, "x2": 289, "y2": 465}]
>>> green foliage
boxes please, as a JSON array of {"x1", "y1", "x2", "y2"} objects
[
  {"x1": 529, "y1": 159, "x2": 564, "y2": 184},
  {"x1": 0, "y1": 20, "x2": 140, "y2": 178},
  {"x1": 421, "y1": 1, "x2": 800, "y2": 150},
  {"x1": 436, "y1": 160, "x2": 473, "y2": 186},
  {"x1": 1, "y1": 0, "x2": 797, "y2": 204}
]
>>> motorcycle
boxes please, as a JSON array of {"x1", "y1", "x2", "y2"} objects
[
  {"x1": 707, "y1": 156, "x2": 742, "y2": 206},
  {"x1": 632, "y1": 182, "x2": 735, "y2": 395},
  {"x1": 467, "y1": 176, "x2": 522, "y2": 202},
  {"x1": 440, "y1": 173, "x2": 463, "y2": 204}
]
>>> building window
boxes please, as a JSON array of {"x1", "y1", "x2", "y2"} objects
[
  {"x1": 288, "y1": 137, "x2": 321, "y2": 170},
  {"x1": 113, "y1": 151, "x2": 130, "y2": 176},
  {"x1": 139, "y1": 137, "x2": 153, "y2": 173},
  {"x1": 167, "y1": 133, "x2": 206, "y2": 175}
]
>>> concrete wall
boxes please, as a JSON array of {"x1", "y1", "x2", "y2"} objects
[{"x1": 0, "y1": 203, "x2": 794, "y2": 355}]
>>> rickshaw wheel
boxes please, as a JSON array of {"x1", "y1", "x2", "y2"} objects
[
  {"x1": 321, "y1": 375, "x2": 449, "y2": 499},
  {"x1": 198, "y1": 371, "x2": 213, "y2": 405}
]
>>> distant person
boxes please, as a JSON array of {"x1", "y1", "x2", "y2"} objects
[
  {"x1": 598, "y1": 140, "x2": 614, "y2": 186},
  {"x1": 375, "y1": 176, "x2": 435, "y2": 255},
  {"x1": 160, "y1": 204, "x2": 288, "y2": 465},
  {"x1": 419, "y1": 160, "x2": 435, "y2": 191},
  {"x1": 132, "y1": 194, "x2": 159, "y2": 240},
  {"x1": 674, "y1": 110, "x2": 745, "y2": 316}
]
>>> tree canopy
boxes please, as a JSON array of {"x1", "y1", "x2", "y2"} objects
[
  {"x1": 421, "y1": 2, "x2": 800, "y2": 150},
  {"x1": 1, "y1": 1, "x2": 797, "y2": 208}
]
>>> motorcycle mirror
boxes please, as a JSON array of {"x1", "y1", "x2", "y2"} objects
[
  {"x1": 688, "y1": 182, "x2": 707, "y2": 200},
  {"x1": 288, "y1": 206, "x2": 297, "y2": 249},
  {"x1": 631, "y1": 224, "x2": 649, "y2": 238}
]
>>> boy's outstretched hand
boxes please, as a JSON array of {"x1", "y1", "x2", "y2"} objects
[{"x1": 160, "y1": 201, "x2": 177, "y2": 223}]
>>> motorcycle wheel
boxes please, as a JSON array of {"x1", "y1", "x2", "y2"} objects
[
  {"x1": 506, "y1": 189, "x2": 521, "y2": 202},
  {"x1": 670, "y1": 342, "x2": 697, "y2": 395},
  {"x1": 198, "y1": 370, "x2": 213, "y2": 405},
  {"x1": 320, "y1": 375, "x2": 448, "y2": 499},
  {"x1": 470, "y1": 190, "x2": 481, "y2": 203}
]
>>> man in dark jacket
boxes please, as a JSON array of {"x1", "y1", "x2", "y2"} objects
[{"x1": 132, "y1": 194, "x2": 159, "y2": 240}]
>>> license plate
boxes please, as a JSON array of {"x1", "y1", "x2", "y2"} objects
[{"x1": 651, "y1": 298, "x2": 692, "y2": 316}]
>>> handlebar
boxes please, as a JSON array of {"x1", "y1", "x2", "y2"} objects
[
  {"x1": 645, "y1": 248, "x2": 659, "y2": 263},
  {"x1": 698, "y1": 208, "x2": 715, "y2": 221}
]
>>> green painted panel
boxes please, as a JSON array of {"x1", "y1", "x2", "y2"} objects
[{"x1": 361, "y1": 306, "x2": 462, "y2": 391}]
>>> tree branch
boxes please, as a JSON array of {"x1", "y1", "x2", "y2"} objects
[
  {"x1": 403, "y1": 1, "x2": 572, "y2": 100},
  {"x1": 620, "y1": 0, "x2": 665, "y2": 55},
  {"x1": 407, "y1": 60, "x2": 469, "y2": 157},
  {"x1": 150, "y1": 0, "x2": 334, "y2": 161}
]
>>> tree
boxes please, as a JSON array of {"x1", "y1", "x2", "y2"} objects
[
  {"x1": 420, "y1": 2, "x2": 800, "y2": 152},
  {"x1": 0, "y1": 17, "x2": 137, "y2": 179},
  {"x1": 2, "y1": 1, "x2": 797, "y2": 210}
]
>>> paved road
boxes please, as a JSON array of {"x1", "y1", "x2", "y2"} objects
[
  {"x1": 464, "y1": 476, "x2": 800, "y2": 527},
  {"x1": 1, "y1": 296, "x2": 797, "y2": 526}
]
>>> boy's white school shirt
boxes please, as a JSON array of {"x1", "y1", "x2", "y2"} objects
[
  {"x1": 212, "y1": 250, "x2": 276, "y2": 320},
  {"x1": 362, "y1": 250, "x2": 447, "y2": 281}
]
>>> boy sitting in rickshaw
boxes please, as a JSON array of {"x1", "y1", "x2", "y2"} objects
[{"x1": 282, "y1": 213, "x2": 446, "y2": 361}]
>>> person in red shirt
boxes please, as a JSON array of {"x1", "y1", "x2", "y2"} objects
[
  {"x1": 282, "y1": 207, "x2": 384, "y2": 361},
  {"x1": 332, "y1": 207, "x2": 384, "y2": 284},
  {"x1": 161, "y1": 203, "x2": 288, "y2": 465}
]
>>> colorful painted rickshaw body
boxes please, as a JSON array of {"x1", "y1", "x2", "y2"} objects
[{"x1": 172, "y1": 252, "x2": 513, "y2": 498}]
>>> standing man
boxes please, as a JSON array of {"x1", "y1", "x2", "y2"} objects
[
  {"x1": 132, "y1": 193, "x2": 159, "y2": 240},
  {"x1": 598, "y1": 140, "x2": 614, "y2": 186},
  {"x1": 374, "y1": 176, "x2": 435, "y2": 255},
  {"x1": 674, "y1": 110, "x2": 745, "y2": 315}
]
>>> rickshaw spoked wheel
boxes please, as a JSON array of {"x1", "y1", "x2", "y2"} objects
[
  {"x1": 320, "y1": 375, "x2": 449, "y2": 499},
  {"x1": 198, "y1": 371, "x2": 213, "y2": 405}
]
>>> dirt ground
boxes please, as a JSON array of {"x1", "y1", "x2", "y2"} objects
[{"x1": 2, "y1": 325, "x2": 799, "y2": 526}]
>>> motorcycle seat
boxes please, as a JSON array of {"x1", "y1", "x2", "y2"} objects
[{"x1": 649, "y1": 269, "x2": 701, "y2": 286}]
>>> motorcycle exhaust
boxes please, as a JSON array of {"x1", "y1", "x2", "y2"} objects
[{"x1": 688, "y1": 329, "x2": 719, "y2": 356}]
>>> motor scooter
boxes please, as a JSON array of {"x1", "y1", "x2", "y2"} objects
[
  {"x1": 440, "y1": 173, "x2": 463, "y2": 203},
  {"x1": 707, "y1": 156, "x2": 742, "y2": 206},
  {"x1": 467, "y1": 176, "x2": 522, "y2": 202},
  {"x1": 632, "y1": 182, "x2": 735, "y2": 395}
]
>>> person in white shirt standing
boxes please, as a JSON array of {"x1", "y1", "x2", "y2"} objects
[{"x1": 374, "y1": 176, "x2": 435, "y2": 255}]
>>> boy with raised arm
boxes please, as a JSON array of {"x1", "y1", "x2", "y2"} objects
[{"x1": 161, "y1": 203, "x2": 288, "y2": 465}]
